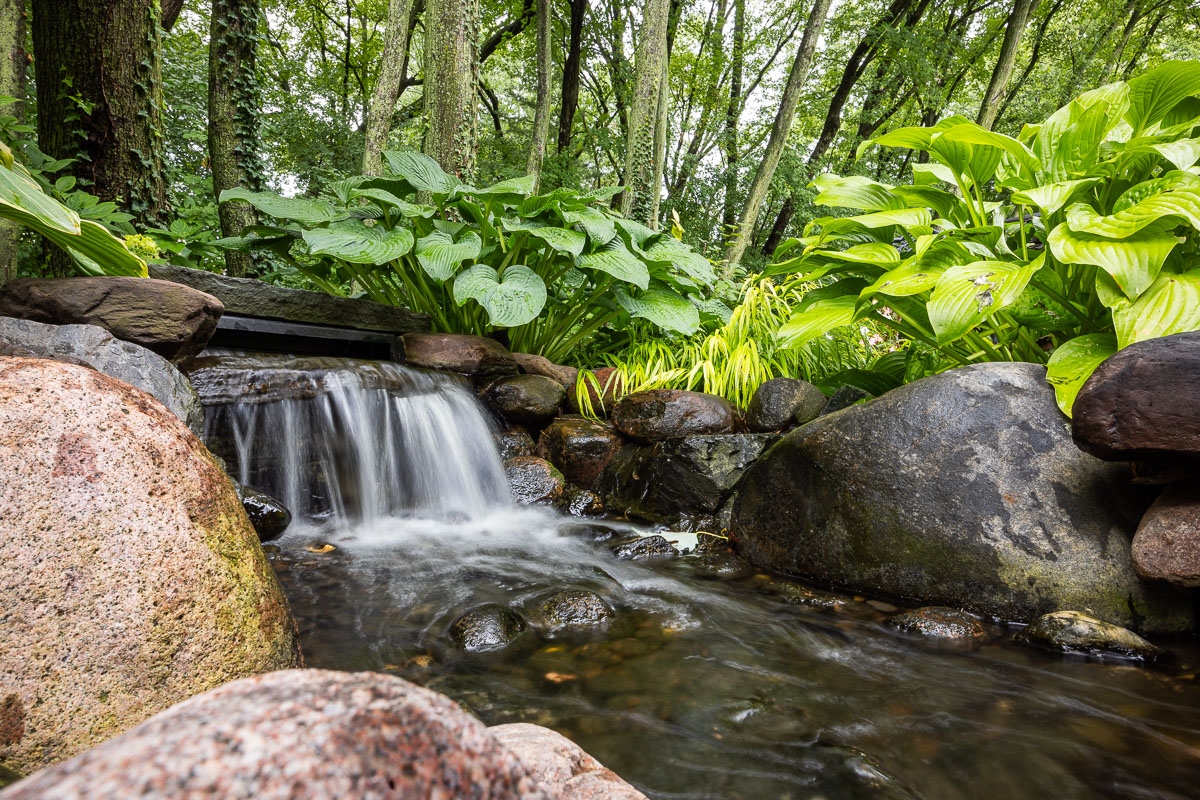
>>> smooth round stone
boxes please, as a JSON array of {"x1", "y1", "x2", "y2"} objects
[
  {"x1": 611, "y1": 389, "x2": 734, "y2": 443},
  {"x1": 1015, "y1": 611, "x2": 1161, "y2": 662},
  {"x1": 531, "y1": 590, "x2": 614, "y2": 634},
  {"x1": 235, "y1": 484, "x2": 292, "y2": 541},
  {"x1": 449, "y1": 604, "x2": 528, "y2": 653},
  {"x1": 481, "y1": 374, "x2": 565, "y2": 427},
  {"x1": 691, "y1": 552, "x2": 753, "y2": 580},
  {"x1": 744, "y1": 377, "x2": 827, "y2": 432},
  {"x1": 886, "y1": 607, "x2": 988, "y2": 643},
  {"x1": 503, "y1": 456, "x2": 565, "y2": 505}
]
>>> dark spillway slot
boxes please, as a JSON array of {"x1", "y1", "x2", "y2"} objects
[{"x1": 209, "y1": 314, "x2": 404, "y2": 361}]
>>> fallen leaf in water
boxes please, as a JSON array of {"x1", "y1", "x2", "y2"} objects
[
  {"x1": 544, "y1": 672, "x2": 577, "y2": 683},
  {"x1": 306, "y1": 543, "x2": 336, "y2": 553},
  {"x1": 409, "y1": 655, "x2": 434, "y2": 668}
]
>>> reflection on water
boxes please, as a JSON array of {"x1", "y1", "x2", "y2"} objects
[{"x1": 271, "y1": 508, "x2": 1200, "y2": 800}]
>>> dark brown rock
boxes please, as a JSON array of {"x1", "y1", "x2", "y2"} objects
[
  {"x1": 1072, "y1": 331, "x2": 1200, "y2": 460},
  {"x1": 745, "y1": 378, "x2": 827, "y2": 432},
  {"x1": 1, "y1": 670, "x2": 545, "y2": 799},
  {"x1": 1132, "y1": 483, "x2": 1200, "y2": 587},
  {"x1": 402, "y1": 332, "x2": 518, "y2": 376},
  {"x1": 530, "y1": 590, "x2": 614, "y2": 634},
  {"x1": 690, "y1": 552, "x2": 752, "y2": 580},
  {"x1": 490, "y1": 723, "x2": 647, "y2": 800},
  {"x1": 559, "y1": 486, "x2": 604, "y2": 517},
  {"x1": 234, "y1": 484, "x2": 292, "y2": 541},
  {"x1": 886, "y1": 607, "x2": 987, "y2": 643},
  {"x1": 482, "y1": 374, "x2": 566, "y2": 426},
  {"x1": 536, "y1": 416, "x2": 625, "y2": 486},
  {"x1": 0, "y1": 277, "x2": 223, "y2": 359},
  {"x1": 495, "y1": 426, "x2": 537, "y2": 460},
  {"x1": 0, "y1": 358, "x2": 300, "y2": 775},
  {"x1": 513, "y1": 352, "x2": 578, "y2": 389},
  {"x1": 612, "y1": 389, "x2": 735, "y2": 443},
  {"x1": 567, "y1": 367, "x2": 624, "y2": 414},
  {"x1": 450, "y1": 605, "x2": 528, "y2": 653},
  {"x1": 504, "y1": 456, "x2": 566, "y2": 505}
]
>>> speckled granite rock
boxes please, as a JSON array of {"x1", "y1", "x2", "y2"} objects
[
  {"x1": 0, "y1": 671, "x2": 547, "y2": 800},
  {"x1": 0, "y1": 358, "x2": 301, "y2": 776},
  {"x1": 490, "y1": 723, "x2": 647, "y2": 800}
]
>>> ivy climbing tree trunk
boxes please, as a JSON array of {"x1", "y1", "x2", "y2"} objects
[
  {"x1": 423, "y1": 0, "x2": 480, "y2": 180},
  {"x1": 31, "y1": 0, "x2": 169, "y2": 228},
  {"x1": 976, "y1": 0, "x2": 1039, "y2": 130},
  {"x1": 525, "y1": 0, "x2": 551, "y2": 189},
  {"x1": 0, "y1": 0, "x2": 25, "y2": 282},
  {"x1": 620, "y1": 0, "x2": 671, "y2": 224},
  {"x1": 363, "y1": 0, "x2": 414, "y2": 176},
  {"x1": 724, "y1": 0, "x2": 832, "y2": 267},
  {"x1": 209, "y1": 0, "x2": 262, "y2": 277}
]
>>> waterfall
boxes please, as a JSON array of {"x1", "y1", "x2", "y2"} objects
[{"x1": 185, "y1": 351, "x2": 510, "y2": 527}]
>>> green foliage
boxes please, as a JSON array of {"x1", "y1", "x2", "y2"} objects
[
  {"x1": 215, "y1": 150, "x2": 716, "y2": 360},
  {"x1": 769, "y1": 60, "x2": 1200, "y2": 416}
]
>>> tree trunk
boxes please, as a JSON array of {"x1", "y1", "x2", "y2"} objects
[
  {"x1": 556, "y1": 0, "x2": 587, "y2": 153},
  {"x1": 719, "y1": 0, "x2": 744, "y2": 233},
  {"x1": 423, "y1": 0, "x2": 480, "y2": 180},
  {"x1": 363, "y1": 0, "x2": 414, "y2": 175},
  {"x1": 161, "y1": 0, "x2": 185, "y2": 31},
  {"x1": 525, "y1": 0, "x2": 551, "y2": 188},
  {"x1": 649, "y1": 0, "x2": 682, "y2": 227},
  {"x1": 208, "y1": 0, "x2": 261, "y2": 277},
  {"x1": 976, "y1": 0, "x2": 1038, "y2": 130},
  {"x1": 620, "y1": 0, "x2": 671, "y2": 223},
  {"x1": 667, "y1": 0, "x2": 727, "y2": 201},
  {"x1": 31, "y1": 0, "x2": 169, "y2": 227},
  {"x1": 724, "y1": 0, "x2": 832, "y2": 267},
  {"x1": 0, "y1": 0, "x2": 25, "y2": 282},
  {"x1": 1058, "y1": 0, "x2": 1132, "y2": 105},
  {"x1": 760, "y1": 196, "x2": 793, "y2": 259}
]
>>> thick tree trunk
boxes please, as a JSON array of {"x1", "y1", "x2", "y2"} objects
[
  {"x1": 0, "y1": 0, "x2": 25, "y2": 282},
  {"x1": 556, "y1": 0, "x2": 587, "y2": 153},
  {"x1": 724, "y1": 0, "x2": 832, "y2": 267},
  {"x1": 363, "y1": 0, "x2": 414, "y2": 176},
  {"x1": 719, "y1": 0, "x2": 744, "y2": 233},
  {"x1": 525, "y1": 0, "x2": 551, "y2": 188},
  {"x1": 208, "y1": 0, "x2": 261, "y2": 277},
  {"x1": 620, "y1": 0, "x2": 671, "y2": 223},
  {"x1": 423, "y1": 0, "x2": 480, "y2": 180},
  {"x1": 32, "y1": 0, "x2": 169, "y2": 227},
  {"x1": 976, "y1": 0, "x2": 1038, "y2": 130}
]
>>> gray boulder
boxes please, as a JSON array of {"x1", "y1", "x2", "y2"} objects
[
  {"x1": 481, "y1": 374, "x2": 565, "y2": 427},
  {"x1": 0, "y1": 317, "x2": 203, "y2": 434},
  {"x1": 612, "y1": 389, "x2": 734, "y2": 442},
  {"x1": 744, "y1": 378, "x2": 827, "y2": 431},
  {"x1": 1015, "y1": 611, "x2": 1160, "y2": 661},
  {"x1": 730, "y1": 362, "x2": 1192, "y2": 633}
]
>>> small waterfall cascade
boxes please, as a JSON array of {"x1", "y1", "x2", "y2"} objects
[{"x1": 184, "y1": 350, "x2": 510, "y2": 527}]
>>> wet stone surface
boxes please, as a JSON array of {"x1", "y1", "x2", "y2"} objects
[
  {"x1": 530, "y1": 590, "x2": 615, "y2": 635},
  {"x1": 886, "y1": 607, "x2": 988, "y2": 645},
  {"x1": 611, "y1": 535, "x2": 680, "y2": 562},
  {"x1": 450, "y1": 604, "x2": 529, "y2": 653}
]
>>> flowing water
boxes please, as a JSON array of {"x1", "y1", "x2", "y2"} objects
[{"x1": 190, "y1": 351, "x2": 1200, "y2": 800}]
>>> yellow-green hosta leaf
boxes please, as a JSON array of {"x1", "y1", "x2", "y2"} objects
[
  {"x1": 1150, "y1": 138, "x2": 1200, "y2": 171},
  {"x1": 414, "y1": 230, "x2": 482, "y2": 281},
  {"x1": 928, "y1": 256, "x2": 1041, "y2": 343},
  {"x1": 577, "y1": 239, "x2": 649, "y2": 289},
  {"x1": 220, "y1": 188, "x2": 345, "y2": 226},
  {"x1": 1048, "y1": 222, "x2": 1178, "y2": 299},
  {"x1": 1113, "y1": 270, "x2": 1200, "y2": 348},
  {"x1": 0, "y1": 164, "x2": 80, "y2": 234},
  {"x1": 452, "y1": 264, "x2": 547, "y2": 327},
  {"x1": 1064, "y1": 191, "x2": 1200, "y2": 238},
  {"x1": 843, "y1": 208, "x2": 933, "y2": 230},
  {"x1": 1094, "y1": 270, "x2": 1132, "y2": 310},
  {"x1": 856, "y1": 115, "x2": 972, "y2": 160},
  {"x1": 614, "y1": 287, "x2": 700, "y2": 335},
  {"x1": 937, "y1": 123, "x2": 1041, "y2": 184},
  {"x1": 1046, "y1": 334, "x2": 1118, "y2": 417},
  {"x1": 1112, "y1": 170, "x2": 1200, "y2": 212},
  {"x1": 861, "y1": 261, "x2": 946, "y2": 298},
  {"x1": 777, "y1": 296, "x2": 865, "y2": 348},
  {"x1": 1125, "y1": 60, "x2": 1200, "y2": 136},
  {"x1": 810, "y1": 174, "x2": 905, "y2": 211},
  {"x1": 1011, "y1": 179, "x2": 1100, "y2": 216},
  {"x1": 303, "y1": 221, "x2": 415, "y2": 265},
  {"x1": 819, "y1": 242, "x2": 901, "y2": 265}
]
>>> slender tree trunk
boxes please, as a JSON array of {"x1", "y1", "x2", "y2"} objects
[
  {"x1": 720, "y1": 0, "x2": 744, "y2": 233},
  {"x1": 363, "y1": 0, "x2": 414, "y2": 175},
  {"x1": 525, "y1": 0, "x2": 551, "y2": 188},
  {"x1": 995, "y1": 0, "x2": 1065, "y2": 123},
  {"x1": 1123, "y1": 7, "x2": 1167, "y2": 79},
  {"x1": 31, "y1": 0, "x2": 169, "y2": 228},
  {"x1": 976, "y1": 0, "x2": 1039, "y2": 130},
  {"x1": 620, "y1": 0, "x2": 671, "y2": 223},
  {"x1": 668, "y1": 0, "x2": 727, "y2": 200},
  {"x1": 162, "y1": 0, "x2": 185, "y2": 31},
  {"x1": 209, "y1": 0, "x2": 261, "y2": 276},
  {"x1": 0, "y1": 0, "x2": 25, "y2": 282},
  {"x1": 556, "y1": 0, "x2": 587, "y2": 153},
  {"x1": 1100, "y1": 3, "x2": 1144, "y2": 81},
  {"x1": 423, "y1": 0, "x2": 480, "y2": 179},
  {"x1": 724, "y1": 0, "x2": 832, "y2": 267},
  {"x1": 1058, "y1": 0, "x2": 1133, "y2": 105},
  {"x1": 649, "y1": 0, "x2": 682, "y2": 227}
]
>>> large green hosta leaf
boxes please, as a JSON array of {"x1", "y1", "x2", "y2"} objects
[
  {"x1": 1064, "y1": 191, "x2": 1200, "y2": 238},
  {"x1": 562, "y1": 206, "x2": 617, "y2": 244},
  {"x1": 936, "y1": 123, "x2": 1040, "y2": 187},
  {"x1": 642, "y1": 236, "x2": 716, "y2": 285},
  {"x1": 927, "y1": 256, "x2": 1040, "y2": 342},
  {"x1": 577, "y1": 239, "x2": 649, "y2": 289},
  {"x1": 383, "y1": 150, "x2": 461, "y2": 196},
  {"x1": 1048, "y1": 222, "x2": 1178, "y2": 299},
  {"x1": 1008, "y1": 269, "x2": 1073, "y2": 334},
  {"x1": 1011, "y1": 179, "x2": 1100, "y2": 215},
  {"x1": 1125, "y1": 60, "x2": 1200, "y2": 136},
  {"x1": 778, "y1": 296, "x2": 865, "y2": 348},
  {"x1": 861, "y1": 261, "x2": 947, "y2": 299},
  {"x1": 302, "y1": 221, "x2": 414, "y2": 265},
  {"x1": 1046, "y1": 334, "x2": 1118, "y2": 416},
  {"x1": 1112, "y1": 171, "x2": 1200, "y2": 212},
  {"x1": 615, "y1": 287, "x2": 700, "y2": 335},
  {"x1": 350, "y1": 187, "x2": 437, "y2": 218},
  {"x1": 452, "y1": 264, "x2": 546, "y2": 327},
  {"x1": 414, "y1": 230, "x2": 482, "y2": 281},
  {"x1": 856, "y1": 115, "x2": 971, "y2": 159},
  {"x1": 521, "y1": 225, "x2": 587, "y2": 257},
  {"x1": 1113, "y1": 270, "x2": 1200, "y2": 347},
  {"x1": 470, "y1": 174, "x2": 536, "y2": 202},
  {"x1": 810, "y1": 174, "x2": 905, "y2": 211},
  {"x1": 220, "y1": 188, "x2": 345, "y2": 225}
]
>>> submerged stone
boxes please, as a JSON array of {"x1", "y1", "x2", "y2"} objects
[
  {"x1": 611, "y1": 535, "x2": 679, "y2": 562},
  {"x1": 531, "y1": 590, "x2": 614, "y2": 634},
  {"x1": 1015, "y1": 611, "x2": 1161, "y2": 662},
  {"x1": 450, "y1": 604, "x2": 528, "y2": 653},
  {"x1": 886, "y1": 607, "x2": 988, "y2": 643},
  {"x1": 690, "y1": 552, "x2": 753, "y2": 581}
]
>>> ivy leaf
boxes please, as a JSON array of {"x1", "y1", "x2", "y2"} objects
[
  {"x1": 1045, "y1": 334, "x2": 1118, "y2": 416},
  {"x1": 452, "y1": 264, "x2": 547, "y2": 327},
  {"x1": 414, "y1": 230, "x2": 482, "y2": 281},
  {"x1": 302, "y1": 221, "x2": 414, "y2": 265},
  {"x1": 577, "y1": 239, "x2": 649, "y2": 289},
  {"x1": 614, "y1": 287, "x2": 700, "y2": 335}
]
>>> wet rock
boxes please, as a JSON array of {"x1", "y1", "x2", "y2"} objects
[
  {"x1": 560, "y1": 523, "x2": 620, "y2": 543},
  {"x1": 1, "y1": 670, "x2": 544, "y2": 800},
  {"x1": 690, "y1": 552, "x2": 752, "y2": 580},
  {"x1": 819, "y1": 384, "x2": 872, "y2": 416},
  {"x1": 450, "y1": 605, "x2": 529, "y2": 653},
  {"x1": 402, "y1": 332, "x2": 518, "y2": 376},
  {"x1": 513, "y1": 352, "x2": 578, "y2": 389},
  {"x1": 731, "y1": 362, "x2": 1192, "y2": 633},
  {"x1": 612, "y1": 389, "x2": 735, "y2": 442},
  {"x1": 482, "y1": 374, "x2": 566, "y2": 427},
  {"x1": 886, "y1": 607, "x2": 987, "y2": 643},
  {"x1": 1016, "y1": 611, "x2": 1161, "y2": 661},
  {"x1": 744, "y1": 378, "x2": 827, "y2": 432},
  {"x1": 1132, "y1": 483, "x2": 1200, "y2": 587},
  {"x1": 531, "y1": 590, "x2": 614, "y2": 633},
  {"x1": 495, "y1": 426, "x2": 537, "y2": 460},
  {"x1": 504, "y1": 456, "x2": 566, "y2": 505},
  {"x1": 773, "y1": 583, "x2": 849, "y2": 610},
  {"x1": 0, "y1": 358, "x2": 300, "y2": 775},
  {"x1": 0, "y1": 317, "x2": 203, "y2": 434},
  {"x1": 234, "y1": 484, "x2": 292, "y2": 541},
  {"x1": 567, "y1": 367, "x2": 624, "y2": 414},
  {"x1": 1072, "y1": 331, "x2": 1200, "y2": 459},
  {"x1": 560, "y1": 487, "x2": 604, "y2": 517},
  {"x1": 597, "y1": 434, "x2": 774, "y2": 525},
  {"x1": 0, "y1": 277, "x2": 223, "y2": 359},
  {"x1": 536, "y1": 416, "x2": 625, "y2": 487},
  {"x1": 611, "y1": 535, "x2": 679, "y2": 561},
  {"x1": 491, "y1": 722, "x2": 647, "y2": 800}
]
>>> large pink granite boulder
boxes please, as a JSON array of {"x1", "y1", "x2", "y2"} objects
[{"x1": 490, "y1": 723, "x2": 648, "y2": 800}]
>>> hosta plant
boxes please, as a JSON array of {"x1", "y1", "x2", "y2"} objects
[
  {"x1": 771, "y1": 59, "x2": 1200, "y2": 415},
  {"x1": 215, "y1": 151, "x2": 716, "y2": 361}
]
